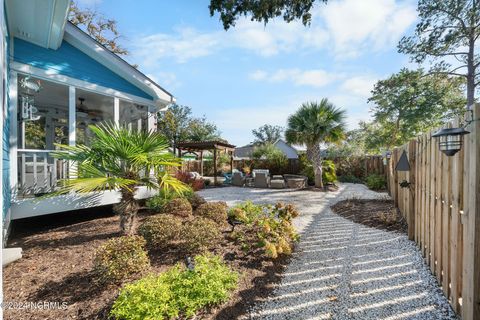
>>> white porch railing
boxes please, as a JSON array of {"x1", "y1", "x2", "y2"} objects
[{"x1": 17, "y1": 149, "x2": 68, "y2": 197}]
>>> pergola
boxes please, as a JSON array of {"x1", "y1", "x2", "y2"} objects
[{"x1": 176, "y1": 140, "x2": 236, "y2": 185}]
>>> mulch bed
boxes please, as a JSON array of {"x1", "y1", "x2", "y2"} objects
[
  {"x1": 3, "y1": 207, "x2": 290, "y2": 320},
  {"x1": 331, "y1": 199, "x2": 408, "y2": 233}
]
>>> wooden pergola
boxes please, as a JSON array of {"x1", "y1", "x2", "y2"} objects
[{"x1": 176, "y1": 140, "x2": 236, "y2": 185}]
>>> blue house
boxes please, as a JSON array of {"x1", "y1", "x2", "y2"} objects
[{"x1": 0, "y1": 0, "x2": 175, "y2": 241}]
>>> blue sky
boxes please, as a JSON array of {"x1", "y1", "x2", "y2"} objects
[{"x1": 77, "y1": 0, "x2": 419, "y2": 146}]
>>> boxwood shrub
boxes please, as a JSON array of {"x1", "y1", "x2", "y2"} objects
[
  {"x1": 93, "y1": 235, "x2": 150, "y2": 283},
  {"x1": 138, "y1": 214, "x2": 183, "y2": 248}
]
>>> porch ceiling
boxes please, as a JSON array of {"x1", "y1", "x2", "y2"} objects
[{"x1": 6, "y1": 0, "x2": 70, "y2": 50}]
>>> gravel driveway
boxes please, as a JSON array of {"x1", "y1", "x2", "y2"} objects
[{"x1": 199, "y1": 183, "x2": 458, "y2": 320}]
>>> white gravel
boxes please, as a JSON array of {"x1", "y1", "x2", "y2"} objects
[{"x1": 199, "y1": 183, "x2": 458, "y2": 320}]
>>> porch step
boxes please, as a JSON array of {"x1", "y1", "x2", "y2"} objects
[{"x1": 2, "y1": 247, "x2": 23, "y2": 266}]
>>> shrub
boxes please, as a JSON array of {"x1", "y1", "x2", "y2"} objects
[
  {"x1": 146, "y1": 187, "x2": 194, "y2": 212},
  {"x1": 300, "y1": 158, "x2": 337, "y2": 185},
  {"x1": 365, "y1": 174, "x2": 386, "y2": 190},
  {"x1": 110, "y1": 254, "x2": 238, "y2": 320},
  {"x1": 162, "y1": 198, "x2": 193, "y2": 218},
  {"x1": 338, "y1": 174, "x2": 364, "y2": 184},
  {"x1": 252, "y1": 143, "x2": 288, "y2": 175},
  {"x1": 186, "y1": 192, "x2": 207, "y2": 210},
  {"x1": 322, "y1": 160, "x2": 337, "y2": 184},
  {"x1": 194, "y1": 202, "x2": 228, "y2": 225},
  {"x1": 227, "y1": 201, "x2": 299, "y2": 258},
  {"x1": 93, "y1": 235, "x2": 150, "y2": 283},
  {"x1": 182, "y1": 218, "x2": 222, "y2": 252},
  {"x1": 138, "y1": 215, "x2": 183, "y2": 248}
]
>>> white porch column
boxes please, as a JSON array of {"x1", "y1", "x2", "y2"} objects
[
  {"x1": 68, "y1": 86, "x2": 76, "y2": 178},
  {"x1": 68, "y1": 86, "x2": 76, "y2": 146},
  {"x1": 114, "y1": 97, "x2": 119, "y2": 125},
  {"x1": 148, "y1": 106, "x2": 156, "y2": 132},
  {"x1": 9, "y1": 71, "x2": 18, "y2": 195}
]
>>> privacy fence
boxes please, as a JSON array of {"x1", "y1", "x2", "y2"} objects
[
  {"x1": 181, "y1": 157, "x2": 385, "y2": 178},
  {"x1": 386, "y1": 104, "x2": 480, "y2": 320}
]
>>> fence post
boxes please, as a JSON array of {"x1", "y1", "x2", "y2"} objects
[
  {"x1": 407, "y1": 140, "x2": 416, "y2": 240},
  {"x1": 462, "y1": 103, "x2": 480, "y2": 320}
]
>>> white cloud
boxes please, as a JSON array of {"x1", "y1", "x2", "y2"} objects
[
  {"x1": 249, "y1": 68, "x2": 339, "y2": 88},
  {"x1": 320, "y1": 0, "x2": 417, "y2": 57},
  {"x1": 136, "y1": 27, "x2": 220, "y2": 65},
  {"x1": 341, "y1": 75, "x2": 378, "y2": 98},
  {"x1": 132, "y1": 0, "x2": 416, "y2": 65}
]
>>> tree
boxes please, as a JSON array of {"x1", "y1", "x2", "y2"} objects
[
  {"x1": 209, "y1": 0, "x2": 327, "y2": 30},
  {"x1": 157, "y1": 104, "x2": 192, "y2": 154},
  {"x1": 285, "y1": 99, "x2": 346, "y2": 188},
  {"x1": 53, "y1": 124, "x2": 187, "y2": 235},
  {"x1": 325, "y1": 129, "x2": 367, "y2": 158},
  {"x1": 69, "y1": 1, "x2": 128, "y2": 55},
  {"x1": 186, "y1": 116, "x2": 222, "y2": 142},
  {"x1": 368, "y1": 68, "x2": 466, "y2": 149},
  {"x1": 398, "y1": 0, "x2": 480, "y2": 107},
  {"x1": 252, "y1": 124, "x2": 283, "y2": 144},
  {"x1": 252, "y1": 142, "x2": 288, "y2": 174}
]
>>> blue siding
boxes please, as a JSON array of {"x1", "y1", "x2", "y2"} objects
[
  {"x1": 2, "y1": 6, "x2": 10, "y2": 221},
  {"x1": 13, "y1": 38, "x2": 154, "y2": 100}
]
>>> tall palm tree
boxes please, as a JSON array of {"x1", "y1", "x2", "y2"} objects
[
  {"x1": 52, "y1": 123, "x2": 187, "y2": 234},
  {"x1": 285, "y1": 99, "x2": 347, "y2": 188}
]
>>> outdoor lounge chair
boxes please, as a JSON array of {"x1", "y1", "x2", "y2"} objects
[
  {"x1": 232, "y1": 172, "x2": 245, "y2": 187},
  {"x1": 254, "y1": 172, "x2": 270, "y2": 188}
]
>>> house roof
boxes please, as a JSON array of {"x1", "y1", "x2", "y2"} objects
[
  {"x1": 234, "y1": 144, "x2": 255, "y2": 159},
  {"x1": 177, "y1": 140, "x2": 236, "y2": 151},
  {"x1": 6, "y1": 0, "x2": 174, "y2": 108},
  {"x1": 64, "y1": 22, "x2": 174, "y2": 107}
]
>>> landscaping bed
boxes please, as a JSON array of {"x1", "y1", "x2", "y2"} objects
[
  {"x1": 4, "y1": 198, "x2": 295, "y2": 320},
  {"x1": 331, "y1": 198, "x2": 407, "y2": 233}
]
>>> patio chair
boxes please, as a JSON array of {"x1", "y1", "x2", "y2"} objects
[
  {"x1": 232, "y1": 171, "x2": 245, "y2": 187},
  {"x1": 223, "y1": 172, "x2": 233, "y2": 184},
  {"x1": 254, "y1": 172, "x2": 270, "y2": 188}
]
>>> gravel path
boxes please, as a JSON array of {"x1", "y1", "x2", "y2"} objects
[{"x1": 199, "y1": 183, "x2": 458, "y2": 320}]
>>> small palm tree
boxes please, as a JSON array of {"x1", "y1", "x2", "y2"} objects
[
  {"x1": 285, "y1": 99, "x2": 346, "y2": 188},
  {"x1": 52, "y1": 123, "x2": 187, "y2": 234}
]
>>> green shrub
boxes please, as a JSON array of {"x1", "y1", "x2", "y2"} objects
[
  {"x1": 182, "y1": 218, "x2": 222, "y2": 252},
  {"x1": 162, "y1": 198, "x2": 193, "y2": 218},
  {"x1": 227, "y1": 201, "x2": 299, "y2": 258},
  {"x1": 110, "y1": 253, "x2": 238, "y2": 320},
  {"x1": 300, "y1": 159, "x2": 337, "y2": 185},
  {"x1": 338, "y1": 174, "x2": 364, "y2": 184},
  {"x1": 138, "y1": 214, "x2": 183, "y2": 248},
  {"x1": 146, "y1": 187, "x2": 194, "y2": 212},
  {"x1": 322, "y1": 160, "x2": 337, "y2": 184},
  {"x1": 93, "y1": 235, "x2": 150, "y2": 283},
  {"x1": 365, "y1": 174, "x2": 386, "y2": 190},
  {"x1": 194, "y1": 202, "x2": 228, "y2": 225}
]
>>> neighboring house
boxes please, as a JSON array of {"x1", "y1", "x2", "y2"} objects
[
  {"x1": 234, "y1": 139, "x2": 299, "y2": 160},
  {"x1": 1, "y1": 0, "x2": 175, "y2": 239}
]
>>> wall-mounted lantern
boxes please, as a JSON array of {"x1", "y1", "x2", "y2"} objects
[
  {"x1": 431, "y1": 127, "x2": 470, "y2": 156},
  {"x1": 395, "y1": 150, "x2": 410, "y2": 171}
]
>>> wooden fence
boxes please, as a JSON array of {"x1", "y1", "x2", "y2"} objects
[{"x1": 386, "y1": 104, "x2": 480, "y2": 320}]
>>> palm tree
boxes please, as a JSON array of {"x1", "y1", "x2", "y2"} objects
[
  {"x1": 52, "y1": 123, "x2": 187, "y2": 235},
  {"x1": 285, "y1": 99, "x2": 346, "y2": 188}
]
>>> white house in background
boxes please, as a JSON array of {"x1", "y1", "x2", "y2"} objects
[
  {"x1": 1, "y1": 0, "x2": 175, "y2": 239},
  {"x1": 234, "y1": 139, "x2": 299, "y2": 160}
]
